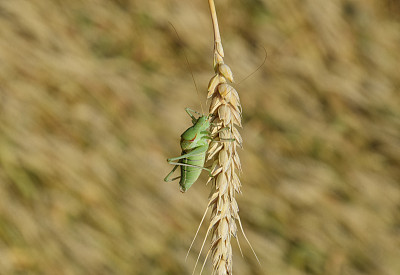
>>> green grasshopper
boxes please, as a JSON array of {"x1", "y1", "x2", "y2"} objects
[{"x1": 164, "y1": 108, "x2": 213, "y2": 192}]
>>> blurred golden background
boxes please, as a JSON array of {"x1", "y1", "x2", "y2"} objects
[{"x1": 0, "y1": 0, "x2": 399, "y2": 274}]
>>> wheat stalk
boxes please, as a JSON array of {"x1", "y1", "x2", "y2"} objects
[{"x1": 188, "y1": 1, "x2": 260, "y2": 274}]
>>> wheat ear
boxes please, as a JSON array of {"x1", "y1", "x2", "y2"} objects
[{"x1": 197, "y1": 1, "x2": 260, "y2": 274}]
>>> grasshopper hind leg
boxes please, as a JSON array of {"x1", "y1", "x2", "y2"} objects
[
  {"x1": 164, "y1": 165, "x2": 181, "y2": 182},
  {"x1": 167, "y1": 161, "x2": 213, "y2": 178}
]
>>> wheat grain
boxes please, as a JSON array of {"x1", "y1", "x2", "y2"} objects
[
  {"x1": 188, "y1": 2, "x2": 259, "y2": 273},
  {"x1": 195, "y1": 1, "x2": 260, "y2": 274}
]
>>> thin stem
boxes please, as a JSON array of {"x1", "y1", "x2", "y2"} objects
[{"x1": 208, "y1": 0, "x2": 221, "y2": 44}]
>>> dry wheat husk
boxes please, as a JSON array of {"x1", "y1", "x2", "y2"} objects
[
  {"x1": 204, "y1": 45, "x2": 242, "y2": 275},
  {"x1": 192, "y1": 1, "x2": 259, "y2": 274}
]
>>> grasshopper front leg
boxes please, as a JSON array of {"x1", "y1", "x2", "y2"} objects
[{"x1": 185, "y1": 108, "x2": 201, "y2": 124}]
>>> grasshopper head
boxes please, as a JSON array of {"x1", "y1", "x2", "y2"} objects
[
  {"x1": 196, "y1": 115, "x2": 210, "y2": 131},
  {"x1": 180, "y1": 114, "x2": 211, "y2": 148}
]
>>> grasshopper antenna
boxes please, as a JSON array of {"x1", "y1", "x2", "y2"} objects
[
  {"x1": 236, "y1": 45, "x2": 267, "y2": 85},
  {"x1": 169, "y1": 22, "x2": 204, "y2": 115}
]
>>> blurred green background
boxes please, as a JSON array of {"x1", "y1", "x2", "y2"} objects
[{"x1": 0, "y1": 0, "x2": 399, "y2": 274}]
